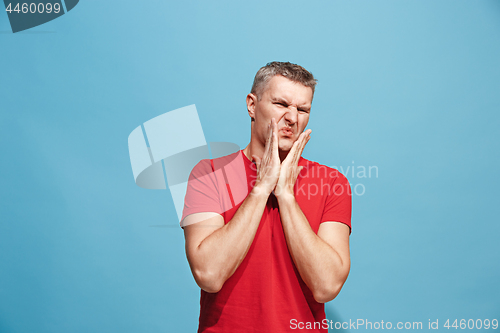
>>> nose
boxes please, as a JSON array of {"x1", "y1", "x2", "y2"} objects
[{"x1": 283, "y1": 107, "x2": 298, "y2": 125}]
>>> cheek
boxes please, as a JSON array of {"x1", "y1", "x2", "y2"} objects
[
  {"x1": 255, "y1": 105, "x2": 274, "y2": 121},
  {"x1": 258, "y1": 108, "x2": 278, "y2": 125},
  {"x1": 300, "y1": 115, "x2": 310, "y2": 128},
  {"x1": 257, "y1": 121, "x2": 269, "y2": 139},
  {"x1": 271, "y1": 108, "x2": 290, "y2": 125}
]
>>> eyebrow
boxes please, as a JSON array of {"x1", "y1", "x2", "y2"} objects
[
  {"x1": 271, "y1": 97, "x2": 290, "y2": 105},
  {"x1": 270, "y1": 97, "x2": 311, "y2": 111}
]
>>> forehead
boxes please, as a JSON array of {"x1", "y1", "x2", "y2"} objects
[{"x1": 262, "y1": 75, "x2": 313, "y2": 106}]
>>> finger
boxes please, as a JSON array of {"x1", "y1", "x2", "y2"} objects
[
  {"x1": 288, "y1": 131, "x2": 309, "y2": 165},
  {"x1": 296, "y1": 165, "x2": 305, "y2": 180},
  {"x1": 267, "y1": 119, "x2": 277, "y2": 149},
  {"x1": 271, "y1": 118, "x2": 279, "y2": 156},
  {"x1": 269, "y1": 118, "x2": 278, "y2": 158},
  {"x1": 291, "y1": 165, "x2": 305, "y2": 188},
  {"x1": 290, "y1": 132, "x2": 305, "y2": 158},
  {"x1": 299, "y1": 131, "x2": 311, "y2": 153},
  {"x1": 260, "y1": 126, "x2": 274, "y2": 171},
  {"x1": 264, "y1": 123, "x2": 272, "y2": 154},
  {"x1": 297, "y1": 129, "x2": 312, "y2": 155}
]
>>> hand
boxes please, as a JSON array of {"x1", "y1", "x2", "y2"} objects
[
  {"x1": 251, "y1": 118, "x2": 281, "y2": 196},
  {"x1": 274, "y1": 128, "x2": 312, "y2": 199}
]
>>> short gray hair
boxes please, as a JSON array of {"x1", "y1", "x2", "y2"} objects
[{"x1": 251, "y1": 61, "x2": 317, "y2": 99}]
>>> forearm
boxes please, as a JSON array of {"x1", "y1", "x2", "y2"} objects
[
  {"x1": 277, "y1": 195, "x2": 349, "y2": 303},
  {"x1": 190, "y1": 186, "x2": 269, "y2": 292}
]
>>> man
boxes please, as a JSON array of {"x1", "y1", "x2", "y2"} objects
[{"x1": 180, "y1": 62, "x2": 351, "y2": 332}]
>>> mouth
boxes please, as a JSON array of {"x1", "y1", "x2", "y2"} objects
[{"x1": 280, "y1": 127, "x2": 294, "y2": 137}]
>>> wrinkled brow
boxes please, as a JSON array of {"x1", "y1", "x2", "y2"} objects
[{"x1": 270, "y1": 97, "x2": 290, "y2": 104}]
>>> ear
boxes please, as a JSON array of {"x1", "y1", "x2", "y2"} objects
[{"x1": 246, "y1": 93, "x2": 257, "y2": 120}]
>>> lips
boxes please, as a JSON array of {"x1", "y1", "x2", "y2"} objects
[{"x1": 280, "y1": 127, "x2": 294, "y2": 136}]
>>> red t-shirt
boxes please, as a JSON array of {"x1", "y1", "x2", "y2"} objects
[{"x1": 181, "y1": 150, "x2": 351, "y2": 333}]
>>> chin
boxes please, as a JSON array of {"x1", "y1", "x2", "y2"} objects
[
  {"x1": 278, "y1": 137, "x2": 296, "y2": 151},
  {"x1": 278, "y1": 144, "x2": 293, "y2": 152}
]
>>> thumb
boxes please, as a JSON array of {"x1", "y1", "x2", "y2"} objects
[{"x1": 296, "y1": 166, "x2": 305, "y2": 179}]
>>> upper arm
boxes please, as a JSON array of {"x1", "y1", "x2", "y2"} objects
[
  {"x1": 317, "y1": 221, "x2": 351, "y2": 275},
  {"x1": 183, "y1": 212, "x2": 224, "y2": 257},
  {"x1": 320, "y1": 172, "x2": 352, "y2": 231}
]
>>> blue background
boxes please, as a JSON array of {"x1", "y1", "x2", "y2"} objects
[{"x1": 1, "y1": 1, "x2": 499, "y2": 332}]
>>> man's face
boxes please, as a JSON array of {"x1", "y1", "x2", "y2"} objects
[{"x1": 247, "y1": 75, "x2": 313, "y2": 152}]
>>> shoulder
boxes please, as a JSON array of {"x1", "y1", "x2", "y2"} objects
[
  {"x1": 299, "y1": 157, "x2": 350, "y2": 185},
  {"x1": 189, "y1": 150, "x2": 243, "y2": 179},
  {"x1": 210, "y1": 150, "x2": 243, "y2": 170},
  {"x1": 188, "y1": 158, "x2": 213, "y2": 179}
]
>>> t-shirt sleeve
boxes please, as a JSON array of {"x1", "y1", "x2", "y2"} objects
[
  {"x1": 320, "y1": 171, "x2": 352, "y2": 231},
  {"x1": 180, "y1": 159, "x2": 222, "y2": 226}
]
